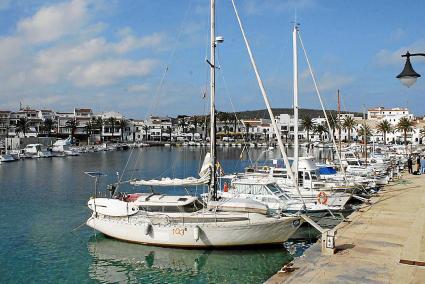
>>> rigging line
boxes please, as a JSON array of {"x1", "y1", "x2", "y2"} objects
[
  {"x1": 297, "y1": 30, "x2": 348, "y2": 183},
  {"x1": 230, "y1": 0, "x2": 297, "y2": 183},
  {"x1": 114, "y1": 140, "x2": 137, "y2": 192},
  {"x1": 143, "y1": 0, "x2": 194, "y2": 121}
]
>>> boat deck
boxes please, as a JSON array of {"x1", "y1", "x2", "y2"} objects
[{"x1": 266, "y1": 173, "x2": 425, "y2": 284}]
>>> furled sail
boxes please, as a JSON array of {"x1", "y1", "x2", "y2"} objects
[{"x1": 130, "y1": 153, "x2": 211, "y2": 187}]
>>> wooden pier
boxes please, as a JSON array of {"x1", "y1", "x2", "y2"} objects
[{"x1": 267, "y1": 174, "x2": 425, "y2": 284}]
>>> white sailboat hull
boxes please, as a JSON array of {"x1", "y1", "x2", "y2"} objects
[{"x1": 87, "y1": 213, "x2": 301, "y2": 248}]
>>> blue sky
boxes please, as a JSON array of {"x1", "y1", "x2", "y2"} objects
[{"x1": 0, "y1": 0, "x2": 424, "y2": 118}]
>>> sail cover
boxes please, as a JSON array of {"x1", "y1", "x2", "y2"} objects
[{"x1": 130, "y1": 153, "x2": 211, "y2": 187}]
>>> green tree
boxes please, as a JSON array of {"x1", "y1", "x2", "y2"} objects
[
  {"x1": 300, "y1": 115, "x2": 313, "y2": 142},
  {"x1": 85, "y1": 121, "x2": 94, "y2": 145},
  {"x1": 244, "y1": 122, "x2": 251, "y2": 141},
  {"x1": 16, "y1": 117, "x2": 29, "y2": 137},
  {"x1": 142, "y1": 125, "x2": 149, "y2": 141},
  {"x1": 65, "y1": 119, "x2": 77, "y2": 144},
  {"x1": 119, "y1": 119, "x2": 128, "y2": 141},
  {"x1": 314, "y1": 124, "x2": 328, "y2": 142},
  {"x1": 396, "y1": 117, "x2": 415, "y2": 148},
  {"x1": 377, "y1": 120, "x2": 392, "y2": 145},
  {"x1": 358, "y1": 124, "x2": 372, "y2": 143},
  {"x1": 107, "y1": 117, "x2": 118, "y2": 141},
  {"x1": 343, "y1": 116, "x2": 356, "y2": 142}
]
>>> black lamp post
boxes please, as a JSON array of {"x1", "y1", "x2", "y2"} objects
[{"x1": 397, "y1": 51, "x2": 424, "y2": 87}]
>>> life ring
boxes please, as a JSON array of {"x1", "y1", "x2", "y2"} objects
[
  {"x1": 317, "y1": 191, "x2": 328, "y2": 205},
  {"x1": 223, "y1": 182, "x2": 229, "y2": 192},
  {"x1": 262, "y1": 166, "x2": 269, "y2": 171}
]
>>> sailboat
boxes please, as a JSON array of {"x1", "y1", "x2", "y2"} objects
[{"x1": 85, "y1": 0, "x2": 302, "y2": 248}]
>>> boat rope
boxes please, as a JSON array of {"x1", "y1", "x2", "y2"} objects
[
  {"x1": 143, "y1": 0, "x2": 194, "y2": 120},
  {"x1": 297, "y1": 30, "x2": 348, "y2": 186},
  {"x1": 231, "y1": 0, "x2": 306, "y2": 210}
]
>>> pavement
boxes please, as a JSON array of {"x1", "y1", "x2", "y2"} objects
[{"x1": 266, "y1": 174, "x2": 425, "y2": 284}]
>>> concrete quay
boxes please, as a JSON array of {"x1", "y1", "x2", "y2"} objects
[{"x1": 267, "y1": 174, "x2": 425, "y2": 284}]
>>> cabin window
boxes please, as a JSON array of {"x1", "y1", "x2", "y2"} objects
[
  {"x1": 267, "y1": 184, "x2": 282, "y2": 194},
  {"x1": 304, "y1": 172, "x2": 310, "y2": 180}
]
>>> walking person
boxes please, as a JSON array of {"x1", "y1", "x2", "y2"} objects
[
  {"x1": 407, "y1": 156, "x2": 413, "y2": 174},
  {"x1": 421, "y1": 156, "x2": 425, "y2": 174},
  {"x1": 416, "y1": 156, "x2": 421, "y2": 174}
]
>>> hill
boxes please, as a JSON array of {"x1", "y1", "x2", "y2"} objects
[{"x1": 232, "y1": 108, "x2": 363, "y2": 119}]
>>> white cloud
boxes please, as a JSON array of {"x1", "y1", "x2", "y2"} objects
[
  {"x1": 299, "y1": 69, "x2": 354, "y2": 93},
  {"x1": 374, "y1": 39, "x2": 425, "y2": 67},
  {"x1": 17, "y1": 0, "x2": 88, "y2": 44},
  {"x1": 126, "y1": 84, "x2": 151, "y2": 93},
  {"x1": 69, "y1": 59, "x2": 158, "y2": 87}
]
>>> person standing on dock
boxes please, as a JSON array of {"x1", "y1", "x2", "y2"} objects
[
  {"x1": 421, "y1": 156, "x2": 425, "y2": 174},
  {"x1": 407, "y1": 156, "x2": 413, "y2": 174},
  {"x1": 417, "y1": 156, "x2": 421, "y2": 174}
]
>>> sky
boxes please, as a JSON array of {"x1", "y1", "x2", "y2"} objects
[{"x1": 0, "y1": 0, "x2": 425, "y2": 119}]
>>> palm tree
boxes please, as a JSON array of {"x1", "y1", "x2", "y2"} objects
[
  {"x1": 107, "y1": 117, "x2": 117, "y2": 141},
  {"x1": 178, "y1": 116, "x2": 187, "y2": 134},
  {"x1": 300, "y1": 115, "x2": 313, "y2": 142},
  {"x1": 244, "y1": 122, "x2": 251, "y2": 141},
  {"x1": 41, "y1": 118, "x2": 54, "y2": 137},
  {"x1": 217, "y1": 112, "x2": 229, "y2": 134},
  {"x1": 92, "y1": 117, "x2": 103, "y2": 143},
  {"x1": 16, "y1": 117, "x2": 29, "y2": 137},
  {"x1": 314, "y1": 124, "x2": 328, "y2": 141},
  {"x1": 377, "y1": 120, "x2": 392, "y2": 145},
  {"x1": 85, "y1": 121, "x2": 94, "y2": 145},
  {"x1": 119, "y1": 119, "x2": 128, "y2": 141},
  {"x1": 358, "y1": 124, "x2": 372, "y2": 143},
  {"x1": 343, "y1": 116, "x2": 356, "y2": 142},
  {"x1": 142, "y1": 125, "x2": 149, "y2": 141},
  {"x1": 396, "y1": 117, "x2": 415, "y2": 148},
  {"x1": 65, "y1": 119, "x2": 77, "y2": 143}
]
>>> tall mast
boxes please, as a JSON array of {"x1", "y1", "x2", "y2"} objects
[
  {"x1": 338, "y1": 90, "x2": 341, "y2": 160},
  {"x1": 208, "y1": 0, "x2": 217, "y2": 201},
  {"x1": 293, "y1": 24, "x2": 299, "y2": 191}
]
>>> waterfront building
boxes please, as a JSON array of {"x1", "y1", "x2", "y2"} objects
[
  {"x1": 0, "y1": 111, "x2": 11, "y2": 138},
  {"x1": 100, "y1": 111, "x2": 124, "y2": 142}
]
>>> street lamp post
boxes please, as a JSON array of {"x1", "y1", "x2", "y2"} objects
[{"x1": 397, "y1": 51, "x2": 425, "y2": 87}]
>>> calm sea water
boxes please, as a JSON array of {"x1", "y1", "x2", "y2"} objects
[{"x1": 0, "y1": 147, "x2": 322, "y2": 283}]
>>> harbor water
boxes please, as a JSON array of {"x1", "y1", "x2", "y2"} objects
[{"x1": 0, "y1": 147, "x2": 326, "y2": 283}]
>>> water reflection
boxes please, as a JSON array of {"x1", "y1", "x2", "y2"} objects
[{"x1": 88, "y1": 236, "x2": 293, "y2": 283}]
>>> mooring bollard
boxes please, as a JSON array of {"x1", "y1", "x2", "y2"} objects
[{"x1": 321, "y1": 229, "x2": 337, "y2": 255}]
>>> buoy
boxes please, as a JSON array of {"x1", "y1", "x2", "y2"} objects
[
  {"x1": 317, "y1": 191, "x2": 328, "y2": 205},
  {"x1": 194, "y1": 226, "x2": 200, "y2": 241}
]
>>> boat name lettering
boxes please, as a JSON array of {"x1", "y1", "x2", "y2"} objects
[{"x1": 172, "y1": 228, "x2": 185, "y2": 236}]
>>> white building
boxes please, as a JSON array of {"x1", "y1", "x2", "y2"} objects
[{"x1": 368, "y1": 107, "x2": 413, "y2": 125}]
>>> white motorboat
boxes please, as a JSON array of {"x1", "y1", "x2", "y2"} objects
[{"x1": 23, "y1": 144, "x2": 52, "y2": 158}]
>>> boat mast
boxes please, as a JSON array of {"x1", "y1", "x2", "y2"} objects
[
  {"x1": 208, "y1": 0, "x2": 217, "y2": 201},
  {"x1": 338, "y1": 90, "x2": 341, "y2": 160},
  {"x1": 293, "y1": 24, "x2": 299, "y2": 191}
]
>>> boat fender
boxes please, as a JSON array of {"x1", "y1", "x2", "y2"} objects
[
  {"x1": 317, "y1": 191, "x2": 328, "y2": 205},
  {"x1": 194, "y1": 226, "x2": 200, "y2": 241},
  {"x1": 223, "y1": 182, "x2": 228, "y2": 192},
  {"x1": 144, "y1": 222, "x2": 152, "y2": 235}
]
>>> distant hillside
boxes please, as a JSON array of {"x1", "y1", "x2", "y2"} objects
[{"x1": 233, "y1": 108, "x2": 363, "y2": 119}]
